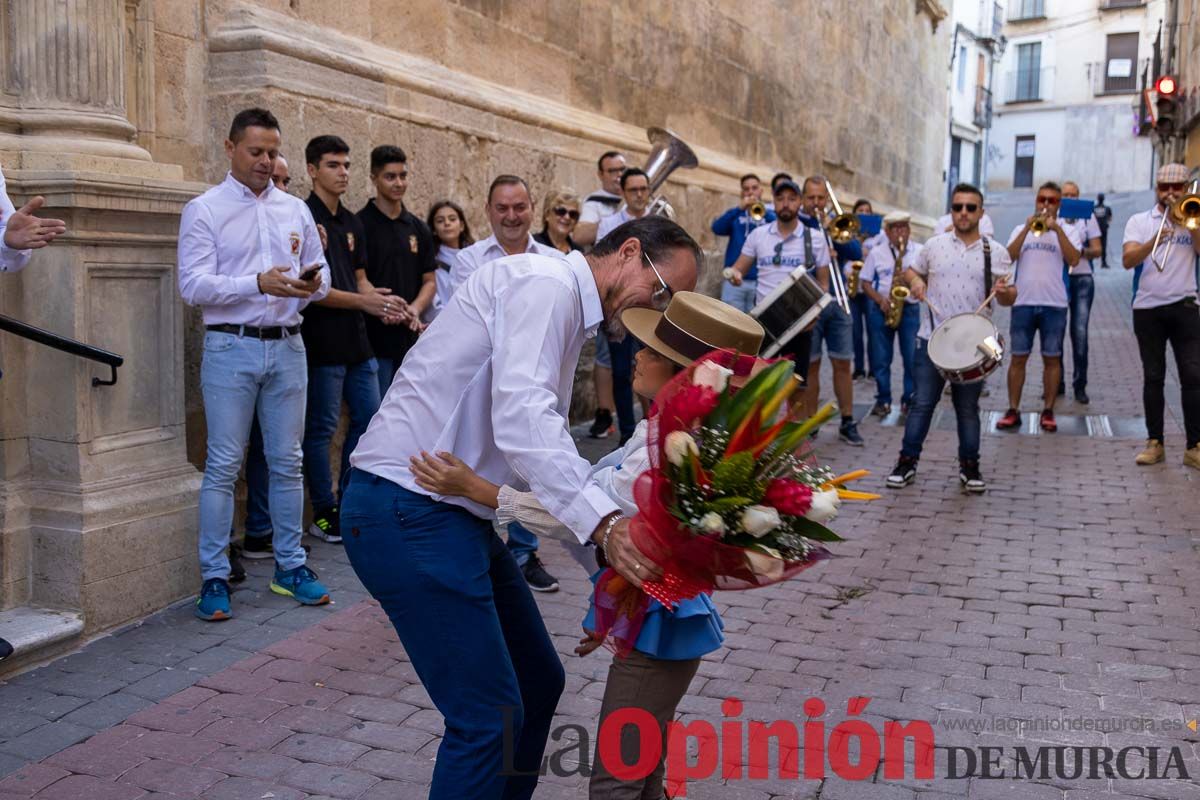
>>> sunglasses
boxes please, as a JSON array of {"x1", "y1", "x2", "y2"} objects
[
  {"x1": 773, "y1": 241, "x2": 784, "y2": 266},
  {"x1": 1036, "y1": 196, "x2": 1061, "y2": 205},
  {"x1": 552, "y1": 206, "x2": 580, "y2": 221},
  {"x1": 1159, "y1": 182, "x2": 1186, "y2": 191},
  {"x1": 644, "y1": 253, "x2": 674, "y2": 311},
  {"x1": 951, "y1": 203, "x2": 978, "y2": 213}
]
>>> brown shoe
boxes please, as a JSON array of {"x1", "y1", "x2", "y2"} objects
[
  {"x1": 1135, "y1": 439, "x2": 1165, "y2": 465},
  {"x1": 1185, "y1": 445, "x2": 1200, "y2": 471}
]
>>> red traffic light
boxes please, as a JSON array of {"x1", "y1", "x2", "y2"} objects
[{"x1": 1156, "y1": 75, "x2": 1178, "y2": 95}]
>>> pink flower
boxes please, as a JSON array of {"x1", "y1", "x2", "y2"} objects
[
  {"x1": 763, "y1": 479, "x2": 814, "y2": 517},
  {"x1": 666, "y1": 384, "x2": 720, "y2": 429}
]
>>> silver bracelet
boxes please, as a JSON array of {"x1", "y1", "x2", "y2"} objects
[{"x1": 599, "y1": 513, "x2": 623, "y2": 564}]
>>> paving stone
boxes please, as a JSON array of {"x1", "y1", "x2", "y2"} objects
[
  {"x1": 194, "y1": 718, "x2": 292, "y2": 751},
  {"x1": 0, "y1": 763, "x2": 70, "y2": 796},
  {"x1": 0, "y1": 722, "x2": 95, "y2": 762},
  {"x1": 272, "y1": 734, "x2": 369, "y2": 767},
  {"x1": 123, "y1": 706, "x2": 223, "y2": 735},
  {"x1": 279, "y1": 761, "x2": 379, "y2": 798},
  {"x1": 196, "y1": 747, "x2": 300, "y2": 781},
  {"x1": 351, "y1": 749, "x2": 435, "y2": 783},
  {"x1": 116, "y1": 730, "x2": 221, "y2": 765},
  {"x1": 341, "y1": 721, "x2": 434, "y2": 755},
  {"x1": 0, "y1": 755, "x2": 28, "y2": 782},
  {"x1": 28, "y1": 774, "x2": 146, "y2": 800},
  {"x1": 44, "y1": 741, "x2": 148, "y2": 778},
  {"x1": 59, "y1": 693, "x2": 155, "y2": 730},
  {"x1": 122, "y1": 669, "x2": 204, "y2": 702},
  {"x1": 202, "y1": 776, "x2": 306, "y2": 800},
  {"x1": 117, "y1": 758, "x2": 225, "y2": 796}
]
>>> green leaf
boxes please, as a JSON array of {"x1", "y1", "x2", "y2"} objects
[
  {"x1": 707, "y1": 360, "x2": 794, "y2": 431},
  {"x1": 711, "y1": 451, "x2": 757, "y2": 494},
  {"x1": 788, "y1": 516, "x2": 845, "y2": 542},
  {"x1": 703, "y1": 495, "x2": 752, "y2": 514}
]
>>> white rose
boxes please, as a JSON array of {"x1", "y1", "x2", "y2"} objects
[
  {"x1": 741, "y1": 505, "x2": 781, "y2": 538},
  {"x1": 805, "y1": 489, "x2": 842, "y2": 523},
  {"x1": 699, "y1": 512, "x2": 726, "y2": 534},
  {"x1": 692, "y1": 361, "x2": 734, "y2": 393},
  {"x1": 664, "y1": 431, "x2": 700, "y2": 466}
]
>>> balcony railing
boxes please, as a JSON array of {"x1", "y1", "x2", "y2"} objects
[
  {"x1": 974, "y1": 86, "x2": 994, "y2": 128},
  {"x1": 1089, "y1": 58, "x2": 1149, "y2": 96},
  {"x1": 1005, "y1": 67, "x2": 1054, "y2": 103}
]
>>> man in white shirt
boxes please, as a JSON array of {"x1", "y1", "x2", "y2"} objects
[
  {"x1": 596, "y1": 167, "x2": 651, "y2": 241},
  {"x1": 1058, "y1": 181, "x2": 1104, "y2": 403},
  {"x1": 859, "y1": 211, "x2": 922, "y2": 417},
  {"x1": 574, "y1": 150, "x2": 626, "y2": 247},
  {"x1": 936, "y1": 209, "x2": 995, "y2": 238},
  {"x1": 177, "y1": 108, "x2": 332, "y2": 622},
  {"x1": 995, "y1": 181, "x2": 1082, "y2": 434},
  {"x1": 888, "y1": 183, "x2": 1015, "y2": 493},
  {"x1": 1122, "y1": 162, "x2": 1200, "y2": 469},
  {"x1": 341, "y1": 216, "x2": 700, "y2": 800}
]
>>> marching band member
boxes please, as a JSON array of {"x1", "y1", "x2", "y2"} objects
[
  {"x1": 575, "y1": 150, "x2": 626, "y2": 247},
  {"x1": 1122, "y1": 163, "x2": 1200, "y2": 469},
  {"x1": 712, "y1": 173, "x2": 776, "y2": 312},
  {"x1": 1058, "y1": 181, "x2": 1103, "y2": 403},
  {"x1": 887, "y1": 183, "x2": 1015, "y2": 493},
  {"x1": 856, "y1": 198, "x2": 888, "y2": 257},
  {"x1": 860, "y1": 211, "x2": 921, "y2": 417},
  {"x1": 996, "y1": 181, "x2": 1081, "y2": 433},
  {"x1": 848, "y1": 198, "x2": 876, "y2": 381},
  {"x1": 936, "y1": 207, "x2": 994, "y2": 238}
]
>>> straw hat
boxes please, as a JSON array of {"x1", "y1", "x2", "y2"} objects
[{"x1": 621, "y1": 291, "x2": 765, "y2": 371}]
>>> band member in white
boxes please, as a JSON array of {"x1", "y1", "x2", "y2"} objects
[
  {"x1": 1058, "y1": 180, "x2": 1103, "y2": 403},
  {"x1": 995, "y1": 181, "x2": 1081, "y2": 434},
  {"x1": 575, "y1": 150, "x2": 627, "y2": 247},
  {"x1": 1122, "y1": 163, "x2": 1200, "y2": 469},
  {"x1": 860, "y1": 211, "x2": 922, "y2": 417},
  {"x1": 887, "y1": 183, "x2": 1015, "y2": 493}
]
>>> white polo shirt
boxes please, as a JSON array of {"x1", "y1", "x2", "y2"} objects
[
  {"x1": 1006, "y1": 220, "x2": 1082, "y2": 308},
  {"x1": 580, "y1": 189, "x2": 621, "y2": 225},
  {"x1": 1123, "y1": 205, "x2": 1200, "y2": 310},
  {"x1": 1065, "y1": 215, "x2": 1103, "y2": 276},
  {"x1": 740, "y1": 220, "x2": 831, "y2": 304},
  {"x1": 448, "y1": 233, "x2": 562, "y2": 294},
  {"x1": 860, "y1": 240, "x2": 923, "y2": 303},
  {"x1": 936, "y1": 212, "x2": 995, "y2": 238},
  {"x1": 596, "y1": 207, "x2": 649, "y2": 241},
  {"x1": 911, "y1": 231, "x2": 1013, "y2": 340}
]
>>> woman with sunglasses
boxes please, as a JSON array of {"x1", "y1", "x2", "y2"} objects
[
  {"x1": 534, "y1": 190, "x2": 582, "y2": 254},
  {"x1": 425, "y1": 200, "x2": 474, "y2": 323}
]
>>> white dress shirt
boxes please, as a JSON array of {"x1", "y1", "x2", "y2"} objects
[
  {"x1": 860, "y1": 240, "x2": 923, "y2": 302},
  {"x1": 177, "y1": 173, "x2": 329, "y2": 325},
  {"x1": 0, "y1": 167, "x2": 32, "y2": 273},
  {"x1": 911, "y1": 231, "x2": 1013, "y2": 340},
  {"x1": 1124, "y1": 206, "x2": 1200, "y2": 310},
  {"x1": 447, "y1": 233, "x2": 561, "y2": 295},
  {"x1": 596, "y1": 208, "x2": 648, "y2": 241},
  {"x1": 351, "y1": 250, "x2": 620, "y2": 543}
]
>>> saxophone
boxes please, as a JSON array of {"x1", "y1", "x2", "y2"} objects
[
  {"x1": 846, "y1": 260, "x2": 864, "y2": 298},
  {"x1": 885, "y1": 238, "x2": 909, "y2": 329}
]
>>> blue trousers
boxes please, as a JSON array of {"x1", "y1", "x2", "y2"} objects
[
  {"x1": 506, "y1": 522, "x2": 538, "y2": 567},
  {"x1": 900, "y1": 339, "x2": 984, "y2": 463},
  {"x1": 301, "y1": 359, "x2": 381, "y2": 512},
  {"x1": 867, "y1": 302, "x2": 919, "y2": 406},
  {"x1": 340, "y1": 470, "x2": 565, "y2": 800},
  {"x1": 609, "y1": 335, "x2": 638, "y2": 442},
  {"x1": 850, "y1": 292, "x2": 870, "y2": 375},
  {"x1": 244, "y1": 416, "x2": 271, "y2": 537},
  {"x1": 1067, "y1": 274, "x2": 1094, "y2": 391},
  {"x1": 720, "y1": 279, "x2": 758, "y2": 313}
]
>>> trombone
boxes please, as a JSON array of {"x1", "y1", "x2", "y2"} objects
[
  {"x1": 1151, "y1": 180, "x2": 1200, "y2": 272},
  {"x1": 821, "y1": 179, "x2": 855, "y2": 314}
]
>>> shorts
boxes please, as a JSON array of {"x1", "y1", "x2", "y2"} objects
[
  {"x1": 594, "y1": 334, "x2": 612, "y2": 369},
  {"x1": 1010, "y1": 305, "x2": 1067, "y2": 357},
  {"x1": 809, "y1": 302, "x2": 853, "y2": 362}
]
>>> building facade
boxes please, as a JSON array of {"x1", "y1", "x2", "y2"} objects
[
  {"x1": 1153, "y1": 0, "x2": 1200, "y2": 169},
  {"x1": 988, "y1": 0, "x2": 1164, "y2": 193},
  {"x1": 945, "y1": 0, "x2": 1006, "y2": 207}
]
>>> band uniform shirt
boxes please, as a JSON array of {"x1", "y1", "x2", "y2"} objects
[
  {"x1": 357, "y1": 199, "x2": 436, "y2": 361},
  {"x1": 0, "y1": 167, "x2": 31, "y2": 273},
  {"x1": 860, "y1": 240, "x2": 923, "y2": 303},
  {"x1": 740, "y1": 220, "x2": 832, "y2": 305},
  {"x1": 1065, "y1": 215, "x2": 1102, "y2": 276},
  {"x1": 178, "y1": 172, "x2": 330, "y2": 325},
  {"x1": 350, "y1": 250, "x2": 620, "y2": 543},
  {"x1": 936, "y1": 212, "x2": 995, "y2": 238},
  {"x1": 448, "y1": 233, "x2": 561, "y2": 295},
  {"x1": 302, "y1": 195, "x2": 373, "y2": 366},
  {"x1": 1123, "y1": 205, "x2": 1200, "y2": 310},
  {"x1": 711, "y1": 204, "x2": 777, "y2": 273},
  {"x1": 911, "y1": 231, "x2": 1013, "y2": 341},
  {"x1": 1006, "y1": 219, "x2": 1081, "y2": 308},
  {"x1": 596, "y1": 208, "x2": 648, "y2": 242},
  {"x1": 580, "y1": 189, "x2": 622, "y2": 226},
  {"x1": 862, "y1": 230, "x2": 888, "y2": 258}
]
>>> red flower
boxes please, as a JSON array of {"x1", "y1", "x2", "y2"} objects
[
  {"x1": 662, "y1": 384, "x2": 720, "y2": 431},
  {"x1": 763, "y1": 478, "x2": 813, "y2": 517}
]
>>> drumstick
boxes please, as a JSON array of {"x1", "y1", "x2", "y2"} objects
[{"x1": 974, "y1": 287, "x2": 999, "y2": 316}]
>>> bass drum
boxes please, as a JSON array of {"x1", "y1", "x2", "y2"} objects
[{"x1": 927, "y1": 312, "x2": 1004, "y2": 384}]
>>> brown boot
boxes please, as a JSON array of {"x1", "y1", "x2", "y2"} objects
[
  {"x1": 1184, "y1": 444, "x2": 1200, "y2": 471},
  {"x1": 1135, "y1": 439, "x2": 1165, "y2": 465}
]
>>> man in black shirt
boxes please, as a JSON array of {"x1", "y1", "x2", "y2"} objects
[
  {"x1": 1094, "y1": 192, "x2": 1113, "y2": 269},
  {"x1": 302, "y1": 136, "x2": 402, "y2": 544},
  {"x1": 356, "y1": 145, "x2": 437, "y2": 398}
]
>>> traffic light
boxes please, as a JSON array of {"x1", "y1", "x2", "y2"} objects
[{"x1": 1156, "y1": 75, "x2": 1179, "y2": 136}]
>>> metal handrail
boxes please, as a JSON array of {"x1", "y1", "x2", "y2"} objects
[{"x1": 0, "y1": 313, "x2": 123, "y2": 386}]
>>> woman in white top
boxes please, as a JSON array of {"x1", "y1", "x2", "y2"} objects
[{"x1": 423, "y1": 200, "x2": 474, "y2": 323}]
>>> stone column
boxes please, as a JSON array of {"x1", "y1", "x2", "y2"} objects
[{"x1": 0, "y1": 0, "x2": 203, "y2": 666}]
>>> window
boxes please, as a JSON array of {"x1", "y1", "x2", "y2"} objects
[
  {"x1": 1014, "y1": 135, "x2": 1035, "y2": 188},
  {"x1": 993, "y1": 2, "x2": 1004, "y2": 36},
  {"x1": 957, "y1": 46, "x2": 968, "y2": 92},
  {"x1": 1010, "y1": 0, "x2": 1045, "y2": 20},
  {"x1": 1103, "y1": 32, "x2": 1139, "y2": 93},
  {"x1": 1015, "y1": 42, "x2": 1042, "y2": 101}
]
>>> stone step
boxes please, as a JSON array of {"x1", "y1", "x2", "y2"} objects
[{"x1": 0, "y1": 606, "x2": 84, "y2": 676}]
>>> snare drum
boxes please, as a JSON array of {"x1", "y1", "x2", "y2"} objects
[
  {"x1": 750, "y1": 267, "x2": 831, "y2": 358},
  {"x1": 927, "y1": 312, "x2": 1005, "y2": 384}
]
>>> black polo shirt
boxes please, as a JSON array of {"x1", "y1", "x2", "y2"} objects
[
  {"x1": 302, "y1": 194, "x2": 373, "y2": 366},
  {"x1": 357, "y1": 199, "x2": 436, "y2": 361}
]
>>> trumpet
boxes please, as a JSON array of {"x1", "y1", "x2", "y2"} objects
[
  {"x1": 1029, "y1": 211, "x2": 1048, "y2": 237},
  {"x1": 823, "y1": 179, "x2": 860, "y2": 245},
  {"x1": 1151, "y1": 180, "x2": 1200, "y2": 272},
  {"x1": 846, "y1": 260, "x2": 864, "y2": 298},
  {"x1": 749, "y1": 201, "x2": 767, "y2": 223}
]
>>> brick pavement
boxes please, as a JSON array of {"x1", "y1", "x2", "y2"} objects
[{"x1": 1, "y1": 269, "x2": 1198, "y2": 798}]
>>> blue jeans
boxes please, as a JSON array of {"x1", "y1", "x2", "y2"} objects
[
  {"x1": 850, "y1": 293, "x2": 870, "y2": 374},
  {"x1": 1009, "y1": 305, "x2": 1068, "y2": 357},
  {"x1": 867, "y1": 302, "x2": 919, "y2": 406},
  {"x1": 610, "y1": 335, "x2": 638, "y2": 442},
  {"x1": 302, "y1": 359, "x2": 381, "y2": 512},
  {"x1": 506, "y1": 522, "x2": 538, "y2": 567},
  {"x1": 810, "y1": 302, "x2": 854, "y2": 362},
  {"x1": 199, "y1": 331, "x2": 308, "y2": 581},
  {"x1": 376, "y1": 356, "x2": 399, "y2": 401},
  {"x1": 720, "y1": 279, "x2": 758, "y2": 313},
  {"x1": 340, "y1": 470, "x2": 565, "y2": 800},
  {"x1": 244, "y1": 417, "x2": 271, "y2": 536},
  {"x1": 1067, "y1": 275, "x2": 1094, "y2": 390},
  {"x1": 900, "y1": 339, "x2": 984, "y2": 463}
]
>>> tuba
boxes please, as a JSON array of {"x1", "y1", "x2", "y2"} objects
[
  {"x1": 846, "y1": 260, "x2": 864, "y2": 298},
  {"x1": 630, "y1": 127, "x2": 699, "y2": 219},
  {"x1": 885, "y1": 238, "x2": 909, "y2": 329}
]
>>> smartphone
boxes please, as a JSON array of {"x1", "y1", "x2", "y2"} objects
[{"x1": 298, "y1": 265, "x2": 321, "y2": 282}]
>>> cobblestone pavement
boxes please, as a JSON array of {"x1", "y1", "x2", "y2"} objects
[{"x1": 1, "y1": 268, "x2": 1198, "y2": 799}]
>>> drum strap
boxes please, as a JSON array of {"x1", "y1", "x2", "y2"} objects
[
  {"x1": 983, "y1": 238, "x2": 993, "y2": 299},
  {"x1": 803, "y1": 226, "x2": 815, "y2": 266}
]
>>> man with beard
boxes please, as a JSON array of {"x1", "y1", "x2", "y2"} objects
[
  {"x1": 727, "y1": 178, "x2": 831, "y2": 373},
  {"x1": 341, "y1": 216, "x2": 700, "y2": 800}
]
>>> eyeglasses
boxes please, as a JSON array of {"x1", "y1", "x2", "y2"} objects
[
  {"x1": 644, "y1": 253, "x2": 674, "y2": 311},
  {"x1": 552, "y1": 207, "x2": 580, "y2": 221},
  {"x1": 1036, "y1": 196, "x2": 1061, "y2": 205},
  {"x1": 1158, "y1": 182, "x2": 1186, "y2": 191},
  {"x1": 951, "y1": 203, "x2": 978, "y2": 213},
  {"x1": 772, "y1": 241, "x2": 784, "y2": 266}
]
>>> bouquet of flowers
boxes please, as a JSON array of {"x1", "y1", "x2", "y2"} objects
[{"x1": 592, "y1": 349, "x2": 878, "y2": 654}]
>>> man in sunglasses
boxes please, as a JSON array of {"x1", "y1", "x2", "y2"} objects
[
  {"x1": 996, "y1": 181, "x2": 1082, "y2": 433},
  {"x1": 727, "y1": 178, "x2": 831, "y2": 377},
  {"x1": 1122, "y1": 162, "x2": 1200, "y2": 469},
  {"x1": 887, "y1": 183, "x2": 1015, "y2": 493},
  {"x1": 341, "y1": 216, "x2": 700, "y2": 800}
]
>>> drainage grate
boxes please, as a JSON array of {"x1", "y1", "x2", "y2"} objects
[{"x1": 854, "y1": 404, "x2": 1144, "y2": 438}]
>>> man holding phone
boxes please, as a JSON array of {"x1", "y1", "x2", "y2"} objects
[{"x1": 178, "y1": 108, "x2": 332, "y2": 621}]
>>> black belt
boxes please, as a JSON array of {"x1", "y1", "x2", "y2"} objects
[{"x1": 206, "y1": 323, "x2": 301, "y2": 340}]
